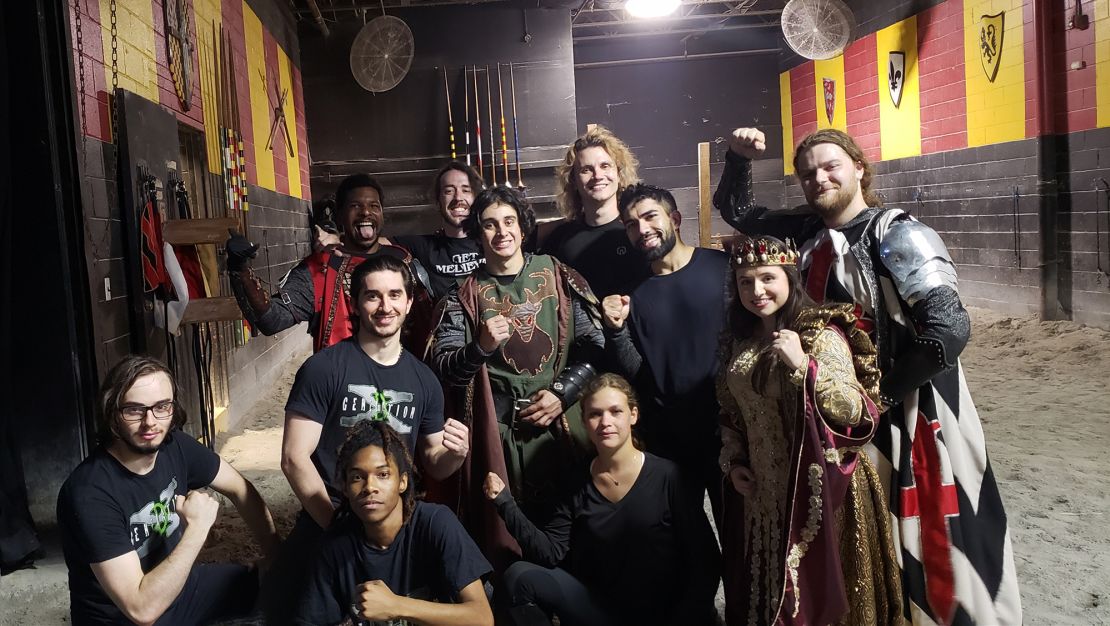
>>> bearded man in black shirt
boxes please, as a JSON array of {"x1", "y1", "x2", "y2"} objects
[
  {"x1": 57, "y1": 356, "x2": 279, "y2": 625},
  {"x1": 392, "y1": 161, "x2": 486, "y2": 302}
]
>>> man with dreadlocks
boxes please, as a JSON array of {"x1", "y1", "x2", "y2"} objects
[
  {"x1": 715, "y1": 127, "x2": 1021, "y2": 625},
  {"x1": 296, "y1": 420, "x2": 493, "y2": 626},
  {"x1": 263, "y1": 254, "x2": 468, "y2": 623}
]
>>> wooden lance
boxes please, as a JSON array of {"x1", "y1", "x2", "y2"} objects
[
  {"x1": 485, "y1": 64, "x2": 496, "y2": 185},
  {"x1": 509, "y1": 63, "x2": 524, "y2": 189},
  {"x1": 442, "y1": 66, "x2": 456, "y2": 160}
]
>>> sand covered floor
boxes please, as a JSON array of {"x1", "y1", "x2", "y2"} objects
[{"x1": 2, "y1": 307, "x2": 1108, "y2": 625}]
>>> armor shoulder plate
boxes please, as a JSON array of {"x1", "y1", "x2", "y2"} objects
[{"x1": 878, "y1": 218, "x2": 959, "y2": 306}]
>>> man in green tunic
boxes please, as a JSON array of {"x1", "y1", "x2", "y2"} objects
[{"x1": 433, "y1": 186, "x2": 603, "y2": 570}]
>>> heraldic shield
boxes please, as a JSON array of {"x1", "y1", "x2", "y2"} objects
[
  {"x1": 823, "y1": 78, "x2": 836, "y2": 124},
  {"x1": 888, "y1": 51, "x2": 905, "y2": 108},
  {"x1": 979, "y1": 11, "x2": 1004, "y2": 83}
]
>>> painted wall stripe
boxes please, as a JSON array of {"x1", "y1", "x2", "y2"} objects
[
  {"x1": 780, "y1": 71, "x2": 794, "y2": 175},
  {"x1": 877, "y1": 16, "x2": 923, "y2": 160}
]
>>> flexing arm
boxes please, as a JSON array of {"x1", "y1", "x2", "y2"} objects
[
  {"x1": 89, "y1": 491, "x2": 219, "y2": 626},
  {"x1": 486, "y1": 474, "x2": 571, "y2": 567},
  {"x1": 208, "y1": 459, "x2": 280, "y2": 558},
  {"x1": 714, "y1": 152, "x2": 814, "y2": 239},
  {"x1": 352, "y1": 578, "x2": 493, "y2": 626},
  {"x1": 432, "y1": 292, "x2": 493, "y2": 387},
  {"x1": 280, "y1": 414, "x2": 334, "y2": 529},
  {"x1": 420, "y1": 419, "x2": 469, "y2": 481},
  {"x1": 229, "y1": 260, "x2": 316, "y2": 335}
]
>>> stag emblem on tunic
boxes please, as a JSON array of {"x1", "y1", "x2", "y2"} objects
[{"x1": 478, "y1": 268, "x2": 558, "y2": 375}]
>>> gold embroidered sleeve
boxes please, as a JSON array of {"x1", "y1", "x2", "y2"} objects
[
  {"x1": 811, "y1": 328, "x2": 868, "y2": 427},
  {"x1": 716, "y1": 342, "x2": 748, "y2": 467}
]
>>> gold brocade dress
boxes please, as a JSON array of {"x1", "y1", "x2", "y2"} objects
[{"x1": 718, "y1": 326, "x2": 903, "y2": 626}]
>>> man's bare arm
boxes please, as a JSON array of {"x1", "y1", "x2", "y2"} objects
[
  {"x1": 89, "y1": 491, "x2": 219, "y2": 626},
  {"x1": 280, "y1": 413, "x2": 334, "y2": 529},
  {"x1": 208, "y1": 458, "x2": 280, "y2": 558}
]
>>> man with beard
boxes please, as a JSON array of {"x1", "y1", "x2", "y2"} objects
[
  {"x1": 715, "y1": 127, "x2": 1022, "y2": 625},
  {"x1": 227, "y1": 173, "x2": 434, "y2": 353},
  {"x1": 57, "y1": 356, "x2": 279, "y2": 625},
  {"x1": 600, "y1": 183, "x2": 730, "y2": 521},
  {"x1": 265, "y1": 254, "x2": 469, "y2": 621},
  {"x1": 391, "y1": 161, "x2": 486, "y2": 301},
  {"x1": 535, "y1": 125, "x2": 651, "y2": 298}
]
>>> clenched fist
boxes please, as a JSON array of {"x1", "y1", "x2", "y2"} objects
[
  {"x1": 175, "y1": 490, "x2": 219, "y2": 532},
  {"x1": 478, "y1": 314, "x2": 513, "y2": 353},
  {"x1": 601, "y1": 294, "x2": 631, "y2": 331},
  {"x1": 728, "y1": 128, "x2": 766, "y2": 160},
  {"x1": 483, "y1": 472, "x2": 506, "y2": 501},
  {"x1": 442, "y1": 418, "x2": 470, "y2": 460}
]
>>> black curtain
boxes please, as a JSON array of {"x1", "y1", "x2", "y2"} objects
[{"x1": 0, "y1": 0, "x2": 42, "y2": 572}]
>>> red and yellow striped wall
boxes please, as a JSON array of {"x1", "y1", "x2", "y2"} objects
[
  {"x1": 70, "y1": 0, "x2": 309, "y2": 200},
  {"x1": 778, "y1": 0, "x2": 1110, "y2": 173}
]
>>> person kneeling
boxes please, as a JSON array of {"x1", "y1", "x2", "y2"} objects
[
  {"x1": 57, "y1": 355, "x2": 279, "y2": 626},
  {"x1": 484, "y1": 374, "x2": 720, "y2": 626},
  {"x1": 296, "y1": 420, "x2": 493, "y2": 626}
]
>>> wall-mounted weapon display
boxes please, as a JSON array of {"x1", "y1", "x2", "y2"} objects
[{"x1": 443, "y1": 62, "x2": 529, "y2": 189}]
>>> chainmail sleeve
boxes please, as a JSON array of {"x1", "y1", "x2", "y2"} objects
[{"x1": 432, "y1": 290, "x2": 491, "y2": 388}]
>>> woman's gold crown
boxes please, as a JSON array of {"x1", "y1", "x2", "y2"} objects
[{"x1": 731, "y1": 236, "x2": 800, "y2": 268}]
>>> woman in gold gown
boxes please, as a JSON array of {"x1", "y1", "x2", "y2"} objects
[{"x1": 717, "y1": 236, "x2": 903, "y2": 626}]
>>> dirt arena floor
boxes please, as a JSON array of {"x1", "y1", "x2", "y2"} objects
[{"x1": 2, "y1": 307, "x2": 1108, "y2": 625}]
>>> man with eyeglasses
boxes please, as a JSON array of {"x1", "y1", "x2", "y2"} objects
[{"x1": 57, "y1": 355, "x2": 279, "y2": 625}]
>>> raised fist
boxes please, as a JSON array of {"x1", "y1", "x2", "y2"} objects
[
  {"x1": 728, "y1": 128, "x2": 766, "y2": 160},
  {"x1": 483, "y1": 472, "x2": 506, "y2": 501},
  {"x1": 478, "y1": 314, "x2": 513, "y2": 353},
  {"x1": 225, "y1": 229, "x2": 259, "y2": 272},
  {"x1": 175, "y1": 490, "x2": 219, "y2": 532},
  {"x1": 601, "y1": 294, "x2": 631, "y2": 331}
]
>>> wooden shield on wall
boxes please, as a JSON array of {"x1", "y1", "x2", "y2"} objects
[{"x1": 979, "y1": 11, "x2": 1004, "y2": 83}]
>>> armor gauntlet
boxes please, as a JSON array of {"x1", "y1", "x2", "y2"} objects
[{"x1": 551, "y1": 362, "x2": 598, "y2": 409}]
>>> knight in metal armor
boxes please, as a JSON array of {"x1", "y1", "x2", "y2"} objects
[
  {"x1": 432, "y1": 186, "x2": 603, "y2": 572},
  {"x1": 714, "y1": 127, "x2": 1021, "y2": 625},
  {"x1": 225, "y1": 173, "x2": 435, "y2": 355}
]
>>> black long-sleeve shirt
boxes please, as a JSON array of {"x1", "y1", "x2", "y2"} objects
[{"x1": 492, "y1": 453, "x2": 721, "y2": 626}]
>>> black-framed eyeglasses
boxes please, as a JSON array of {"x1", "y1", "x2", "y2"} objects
[{"x1": 119, "y1": 401, "x2": 176, "y2": 422}]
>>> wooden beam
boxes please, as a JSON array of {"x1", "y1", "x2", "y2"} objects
[
  {"x1": 180, "y1": 296, "x2": 243, "y2": 324},
  {"x1": 698, "y1": 142, "x2": 711, "y2": 247},
  {"x1": 162, "y1": 217, "x2": 240, "y2": 245}
]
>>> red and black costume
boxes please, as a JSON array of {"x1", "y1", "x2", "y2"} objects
[{"x1": 228, "y1": 245, "x2": 434, "y2": 354}]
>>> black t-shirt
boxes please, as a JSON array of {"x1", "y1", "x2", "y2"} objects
[
  {"x1": 392, "y1": 233, "x2": 483, "y2": 300},
  {"x1": 540, "y1": 219, "x2": 650, "y2": 298},
  {"x1": 285, "y1": 339, "x2": 445, "y2": 500},
  {"x1": 494, "y1": 453, "x2": 720, "y2": 625},
  {"x1": 295, "y1": 501, "x2": 492, "y2": 625},
  {"x1": 57, "y1": 433, "x2": 221, "y2": 624},
  {"x1": 628, "y1": 248, "x2": 730, "y2": 453}
]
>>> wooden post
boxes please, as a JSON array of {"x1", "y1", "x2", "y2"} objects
[{"x1": 698, "y1": 142, "x2": 711, "y2": 247}]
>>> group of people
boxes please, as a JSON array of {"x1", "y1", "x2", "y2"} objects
[{"x1": 57, "y1": 124, "x2": 1023, "y2": 626}]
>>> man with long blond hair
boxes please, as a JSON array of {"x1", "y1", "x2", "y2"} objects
[
  {"x1": 534, "y1": 125, "x2": 650, "y2": 297},
  {"x1": 714, "y1": 126, "x2": 1022, "y2": 626}
]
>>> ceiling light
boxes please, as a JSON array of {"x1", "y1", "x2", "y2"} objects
[{"x1": 625, "y1": 0, "x2": 681, "y2": 18}]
